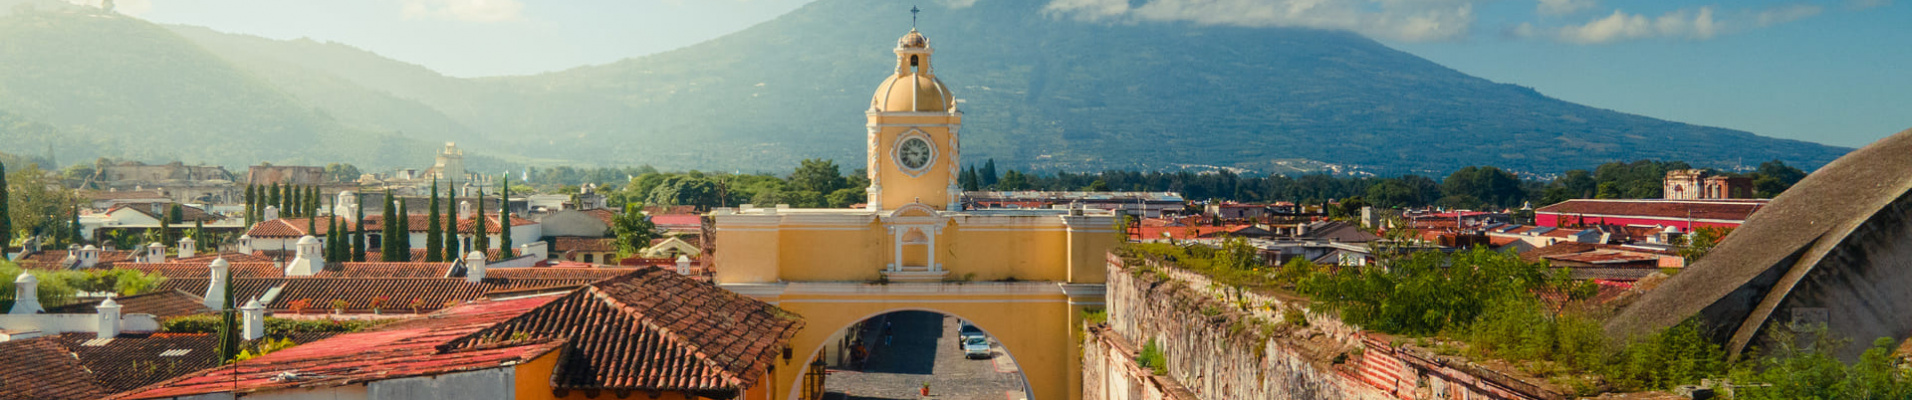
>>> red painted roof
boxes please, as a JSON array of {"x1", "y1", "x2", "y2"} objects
[
  {"x1": 312, "y1": 263, "x2": 455, "y2": 278},
  {"x1": 0, "y1": 337, "x2": 109, "y2": 400},
  {"x1": 650, "y1": 214, "x2": 702, "y2": 227},
  {"x1": 117, "y1": 296, "x2": 568, "y2": 400}
]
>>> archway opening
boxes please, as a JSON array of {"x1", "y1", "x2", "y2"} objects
[{"x1": 799, "y1": 310, "x2": 1032, "y2": 400}]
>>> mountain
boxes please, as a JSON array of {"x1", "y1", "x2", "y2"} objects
[
  {"x1": 0, "y1": 0, "x2": 1853, "y2": 175},
  {"x1": 0, "y1": 6, "x2": 428, "y2": 169}
]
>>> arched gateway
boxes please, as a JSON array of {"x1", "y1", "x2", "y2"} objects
[{"x1": 711, "y1": 27, "x2": 1118, "y2": 400}]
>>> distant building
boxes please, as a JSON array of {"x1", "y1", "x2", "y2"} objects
[
  {"x1": 1664, "y1": 169, "x2": 1753, "y2": 200},
  {"x1": 1536, "y1": 199, "x2": 1766, "y2": 230},
  {"x1": 963, "y1": 191, "x2": 1184, "y2": 217},
  {"x1": 246, "y1": 165, "x2": 326, "y2": 186}
]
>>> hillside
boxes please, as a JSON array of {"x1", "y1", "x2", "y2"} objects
[
  {"x1": 0, "y1": 7, "x2": 426, "y2": 168},
  {"x1": 3, "y1": 0, "x2": 1853, "y2": 175}
]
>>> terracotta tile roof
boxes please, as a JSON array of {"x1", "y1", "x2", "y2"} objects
[
  {"x1": 582, "y1": 209, "x2": 618, "y2": 226},
  {"x1": 1535, "y1": 199, "x2": 1767, "y2": 222},
  {"x1": 242, "y1": 217, "x2": 347, "y2": 238},
  {"x1": 152, "y1": 278, "x2": 284, "y2": 305},
  {"x1": 120, "y1": 262, "x2": 285, "y2": 279},
  {"x1": 313, "y1": 263, "x2": 455, "y2": 278},
  {"x1": 44, "y1": 290, "x2": 210, "y2": 320},
  {"x1": 484, "y1": 267, "x2": 638, "y2": 281},
  {"x1": 405, "y1": 248, "x2": 506, "y2": 261},
  {"x1": 554, "y1": 237, "x2": 618, "y2": 252},
  {"x1": 170, "y1": 251, "x2": 274, "y2": 263},
  {"x1": 16, "y1": 249, "x2": 140, "y2": 269},
  {"x1": 55, "y1": 332, "x2": 334, "y2": 394},
  {"x1": 442, "y1": 267, "x2": 802, "y2": 394},
  {"x1": 263, "y1": 277, "x2": 600, "y2": 313},
  {"x1": 0, "y1": 337, "x2": 109, "y2": 400},
  {"x1": 117, "y1": 296, "x2": 569, "y2": 400}
]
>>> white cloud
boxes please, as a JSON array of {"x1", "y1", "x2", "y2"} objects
[
  {"x1": 1043, "y1": 0, "x2": 1477, "y2": 42},
  {"x1": 400, "y1": 0, "x2": 524, "y2": 23},
  {"x1": 1545, "y1": 4, "x2": 1821, "y2": 44},
  {"x1": 943, "y1": 0, "x2": 981, "y2": 9},
  {"x1": 1755, "y1": 4, "x2": 1822, "y2": 27},
  {"x1": 1536, "y1": 0, "x2": 1596, "y2": 16}
]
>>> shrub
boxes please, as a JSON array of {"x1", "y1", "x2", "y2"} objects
[
  {"x1": 1729, "y1": 326, "x2": 1912, "y2": 399},
  {"x1": 1081, "y1": 308, "x2": 1108, "y2": 325},
  {"x1": 1136, "y1": 338, "x2": 1168, "y2": 375}
]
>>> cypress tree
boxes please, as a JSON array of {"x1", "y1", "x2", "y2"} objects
[
  {"x1": 325, "y1": 215, "x2": 338, "y2": 261},
  {"x1": 445, "y1": 185, "x2": 459, "y2": 261},
  {"x1": 268, "y1": 183, "x2": 281, "y2": 215},
  {"x1": 352, "y1": 196, "x2": 366, "y2": 262},
  {"x1": 0, "y1": 161, "x2": 10, "y2": 250},
  {"x1": 308, "y1": 186, "x2": 320, "y2": 219},
  {"x1": 158, "y1": 207, "x2": 173, "y2": 247},
  {"x1": 981, "y1": 159, "x2": 998, "y2": 187},
  {"x1": 471, "y1": 200, "x2": 489, "y2": 260},
  {"x1": 243, "y1": 184, "x2": 255, "y2": 227},
  {"x1": 397, "y1": 198, "x2": 411, "y2": 259},
  {"x1": 426, "y1": 179, "x2": 442, "y2": 262},
  {"x1": 68, "y1": 206, "x2": 81, "y2": 246},
  {"x1": 381, "y1": 190, "x2": 398, "y2": 261},
  {"x1": 287, "y1": 185, "x2": 299, "y2": 217},
  {"x1": 499, "y1": 173, "x2": 514, "y2": 258}
]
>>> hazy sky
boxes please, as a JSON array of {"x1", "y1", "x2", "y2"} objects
[{"x1": 108, "y1": 0, "x2": 1909, "y2": 149}]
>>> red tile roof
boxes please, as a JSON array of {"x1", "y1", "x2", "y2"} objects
[
  {"x1": 45, "y1": 290, "x2": 210, "y2": 320},
  {"x1": 312, "y1": 263, "x2": 454, "y2": 278},
  {"x1": 1535, "y1": 199, "x2": 1767, "y2": 222},
  {"x1": 117, "y1": 296, "x2": 569, "y2": 400},
  {"x1": 243, "y1": 214, "x2": 535, "y2": 238},
  {"x1": 105, "y1": 203, "x2": 223, "y2": 223},
  {"x1": 583, "y1": 209, "x2": 618, "y2": 226},
  {"x1": 152, "y1": 278, "x2": 285, "y2": 307},
  {"x1": 120, "y1": 262, "x2": 286, "y2": 279},
  {"x1": 242, "y1": 217, "x2": 347, "y2": 238},
  {"x1": 442, "y1": 267, "x2": 802, "y2": 394},
  {"x1": 0, "y1": 337, "x2": 109, "y2": 400},
  {"x1": 484, "y1": 267, "x2": 638, "y2": 281},
  {"x1": 56, "y1": 332, "x2": 334, "y2": 393},
  {"x1": 263, "y1": 277, "x2": 601, "y2": 313}
]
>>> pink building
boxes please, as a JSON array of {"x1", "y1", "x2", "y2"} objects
[{"x1": 1535, "y1": 199, "x2": 1767, "y2": 230}]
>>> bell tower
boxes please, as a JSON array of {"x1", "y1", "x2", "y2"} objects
[{"x1": 866, "y1": 28, "x2": 963, "y2": 211}]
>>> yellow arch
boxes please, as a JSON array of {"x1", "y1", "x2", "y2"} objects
[{"x1": 734, "y1": 282, "x2": 1105, "y2": 400}]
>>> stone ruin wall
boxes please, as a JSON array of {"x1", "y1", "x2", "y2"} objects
[{"x1": 1085, "y1": 252, "x2": 1566, "y2": 400}]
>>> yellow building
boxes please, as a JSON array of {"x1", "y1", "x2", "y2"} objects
[{"x1": 713, "y1": 28, "x2": 1119, "y2": 400}]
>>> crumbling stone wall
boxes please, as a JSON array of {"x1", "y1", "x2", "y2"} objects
[
  {"x1": 1087, "y1": 253, "x2": 1386, "y2": 400},
  {"x1": 1087, "y1": 252, "x2": 1565, "y2": 400}
]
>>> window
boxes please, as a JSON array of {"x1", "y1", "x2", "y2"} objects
[{"x1": 583, "y1": 254, "x2": 594, "y2": 263}]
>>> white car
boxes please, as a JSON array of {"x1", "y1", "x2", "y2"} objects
[{"x1": 963, "y1": 336, "x2": 992, "y2": 359}]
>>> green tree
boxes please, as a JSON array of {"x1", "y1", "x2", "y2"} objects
[
  {"x1": 213, "y1": 258, "x2": 239, "y2": 362},
  {"x1": 397, "y1": 198, "x2": 410, "y2": 257},
  {"x1": 1678, "y1": 226, "x2": 1732, "y2": 264},
  {"x1": 243, "y1": 184, "x2": 256, "y2": 226},
  {"x1": 646, "y1": 175, "x2": 721, "y2": 210},
  {"x1": 268, "y1": 182, "x2": 281, "y2": 216},
  {"x1": 1749, "y1": 160, "x2": 1807, "y2": 198},
  {"x1": 0, "y1": 161, "x2": 10, "y2": 248},
  {"x1": 788, "y1": 158, "x2": 846, "y2": 194},
  {"x1": 499, "y1": 174, "x2": 514, "y2": 258},
  {"x1": 996, "y1": 170, "x2": 1029, "y2": 191},
  {"x1": 471, "y1": 200, "x2": 489, "y2": 259},
  {"x1": 612, "y1": 204, "x2": 660, "y2": 255},
  {"x1": 444, "y1": 184, "x2": 459, "y2": 262},
  {"x1": 6, "y1": 164, "x2": 80, "y2": 240},
  {"x1": 980, "y1": 159, "x2": 998, "y2": 187},
  {"x1": 324, "y1": 163, "x2": 361, "y2": 182},
  {"x1": 325, "y1": 215, "x2": 340, "y2": 261},
  {"x1": 380, "y1": 190, "x2": 399, "y2": 261},
  {"x1": 426, "y1": 179, "x2": 442, "y2": 262},
  {"x1": 826, "y1": 188, "x2": 864, "y2": 208},
  {"x1": 352, "y1": 196, "x2": 366, "y2": 262}
]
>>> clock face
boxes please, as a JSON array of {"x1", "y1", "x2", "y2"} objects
[{"x1": 897, "y1": 137, "x2": 933, "y2": 170}]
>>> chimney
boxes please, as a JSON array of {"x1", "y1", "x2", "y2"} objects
[
  {"x1": 285, "y1": 236, "x2": 324, "y2": 276},
  {"x1": 263, "y1": 205, "x2": 280, "y2": 221},
  {"x1": 237, "y1": 235, "x2": 253, "y2": 254},
  {"x1": 241, "y1": 297, "x2": 266, "y2": 341},
  {"x1": 675, "y1": 255, "x2": 692, "y2": 275},
  {"x1": 147, "y1": 242, "x2": 165, "y2": 263},
  {"x1": 61, "y1": 245, "x2": 79, "y2": 268},
  {"x1": 459, "y1": 201, "x2": 472, "y2": 219},
  {"x1": 178, "y1": 236, "x2": 196, "y2": 259},
  {"x1": 79, "y1": 245, "x2": 100, "y2": 268},
  {"x1": 464, "y1": 251, "x2": 487, "y2": 283},
  {"x1": 95, "y1": 298, "x2": 121, "y2": 338},
  {"x1": 204, "y1": 258, "x2": 230, "y2": 310},
  {"x1": 9, "y1": 273, "x2": 42, "y2": 314}
]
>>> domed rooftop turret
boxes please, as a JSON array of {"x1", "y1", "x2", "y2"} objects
[{"x1": 871, "y1": 29, "x2": 956, "y2": 113}]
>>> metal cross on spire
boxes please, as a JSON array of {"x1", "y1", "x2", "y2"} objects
[{"x1": 911, "y1": 5, "x2": 921, "y2": 28}]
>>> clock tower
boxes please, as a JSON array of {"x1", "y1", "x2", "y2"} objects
[{"x1": 866, "y1": 28, "x2": 962, "y2": 211}]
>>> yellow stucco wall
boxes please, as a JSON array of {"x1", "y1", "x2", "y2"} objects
[
  {"x1": 515, "y1": 347, "x2": 761, "y2": 400},
  {"x1": 870, "y1": 113, "x2": 961, "y2": 210}
]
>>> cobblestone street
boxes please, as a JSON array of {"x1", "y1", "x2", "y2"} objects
[{"x1": 823, "y1": 311, "x2": 1028, "y2": 400}]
